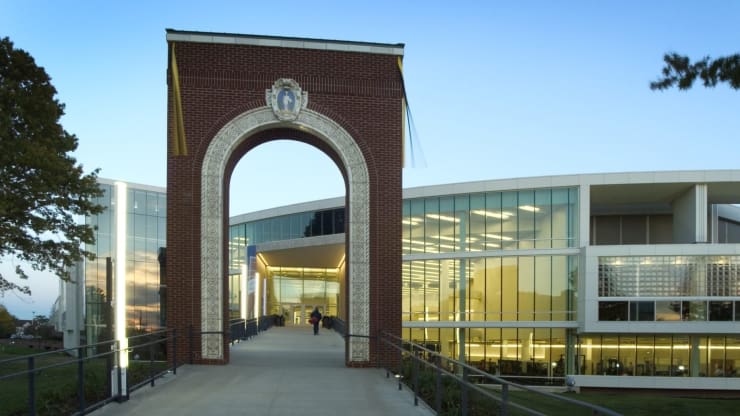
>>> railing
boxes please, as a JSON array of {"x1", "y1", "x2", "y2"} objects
[
  {"x1": 378, "y1": 331, "x2": 622, "y2": 416},
  {"x1": 188, "y1": 315, "x2": 276, "y2": 364},
  {"x1": 0, "y1": 329, "x2": 176, "y2": 416}
]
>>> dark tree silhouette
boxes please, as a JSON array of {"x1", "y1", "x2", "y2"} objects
[{"x1": 651, "y1": 52, "x2": 740, "y2": 90}]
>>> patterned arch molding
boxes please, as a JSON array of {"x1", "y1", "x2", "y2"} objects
[{"x1": 200, "y1": 107, "x2": 370, "y2": 362}]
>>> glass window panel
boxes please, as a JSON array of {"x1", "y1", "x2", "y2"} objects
[
  {"x1": 656, "y1": 301, "x2": 681, "y2": 321},
  {"x1": 485, "y1": 257, "x2": 501, "y2": 322},
  {"x1": 501, "y1": 192, "x2": 518, "y2": 249},
  {"x1": 485, "y1": 328, "x2": 501, "y2": 371},
  {"x1": 439, "y1": 259, "x2": 455, "y2": 321},
  {"x1": 425, "y1": 261, "x2": 440, "y2": 322},
  {"x1": 682, "y1": 301, "x2": 707, "y2": 321},
  {"x1": 651, "y1": 336, "x2": 671, "y2": 376},
  {"x1": 568, "y1": 188, "x2": 578, "y2": 247},
  {"x1": 409, "y1": 261, "x2": 425, "y2": 322},
  {"x1": 469, "y1": 194, "x2": 485, "y2": 252},
  {"x1": 321, "y1": 210, "x2": 333, "y2": 235},
  {"x1": 530, "y1": 328, "x2": 551, "y2": 376},
  {"x1": 709, "y1": 301, "x2": 733, "y2": 321},
  {"x1": 501, "y1": 257, "x2": 518, "y2": 320},
  {"x1": 411, "y1": 199, "x2": 429, "y2": 253},
  {"x1": 725, "y1": 337, "x2": 740, "y2": 377},
  {"x1": 402, "y1": 201, "x2": 410, "y2": 255},
  {"x1": 454, "y1": 195, "x2": 469, "y2": 252},
  {"x1": 469, "y1": 258, "x2": 485, "y2": 320},
  {"x1": 708, "y1": 336, "x2": 726, "y2": 377},
  {"x1": 630, "y1": 301, "x2": 655, "y2": 321},
  {"x1": 635, "y1": 336, "x2": 654, "y2": 376},
  {"x1": 672, "y1": 335, "x2": 690, "y2": 377},
  {"x1": 599, "y1": 301, "x2": 628, "y2": 321},
  {"x1": 534, "y1": 256, "x2": 551, "y2": 321},
  {"x1": 534, "y1": 189, "x2": 552, "y2": 249},
  {"x1": 580, "y1": 336, "x2": 600, "y2": 375},
  {"x1": 402, "y1": 262, "x2": 410, "y2": 321},
  {"x1": 440, "y1": 328, "x2": 456, "y2": 362},
  {"x1": 550, "y1": 328, "x2": 566, "y2": 376},
  {"x1": 518, "y1": 190, "x2": 535, "y2": 249},
  {"x1": 484, "y1": 192, "x2": 503, "y2": 251},
  {"x1": 518, "y1": 257, "x2": 534, "y2": 321},
  {"x1": 551, "y1": 188, "x2": 570, "y2": 248},
  {"x1": 600, "y1": 336, "x2": 620, "y2": 375},
  {"x1": 438, "y1": 197, "x2": 456, "y2": 253},
  {"x1": 333, "y1": 208, "x2": 344, "y2": 234},
  {"x1": 551, "y1": 256, "x2": 569, "y2": 320},
  {"x1": 619, "y1": 336, "x2": 636, "y2": 376},
  {"x1": 501, "y1": 328, "x2": 520, "y2": 372}
]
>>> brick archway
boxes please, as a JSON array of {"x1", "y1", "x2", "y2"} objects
[
  {"x1": 165, "y1": 30, "x2": 403, "y2": 366},
  {"x1": 201, "y1": 107, "x2": 370, "y2": 362}
]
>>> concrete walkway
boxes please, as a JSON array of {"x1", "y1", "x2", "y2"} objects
[{"x1": 92, "y1": 326, "x2": 434, "y2": 416}]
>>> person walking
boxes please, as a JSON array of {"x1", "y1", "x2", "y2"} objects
[{"x1": 310, "y1": 307, "x2": 322, "y2": 335}]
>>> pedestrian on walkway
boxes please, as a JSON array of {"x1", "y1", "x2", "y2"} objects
[{"x1": 310, "y1": 307, "x2": 322, "y2": 335}]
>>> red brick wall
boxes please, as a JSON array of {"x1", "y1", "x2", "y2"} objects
[{"x1": 166, "y1": 37, "x2": 403, "y2": 366}]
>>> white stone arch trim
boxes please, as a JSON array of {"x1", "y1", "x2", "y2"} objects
[{"x1": 201, "y1": 107, "x2": 370, "y2": 362}]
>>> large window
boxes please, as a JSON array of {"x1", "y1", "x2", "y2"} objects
[
  {"x1": 577, "y1": 334, "x2": 740, "y2": 378},
  {"x1": 402, "y1": 187, "x2": 578, "y2": 254},
  {"x1": 402, "y1": 255, "x2": 576, "y2": 322},
  {"x1": 599, "y1": 256, "x2": 740, "y2": 297}
]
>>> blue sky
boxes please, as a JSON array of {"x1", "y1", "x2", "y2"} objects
[{"x1": 1, "y1": 0, "x2": 738, "y2": 318}]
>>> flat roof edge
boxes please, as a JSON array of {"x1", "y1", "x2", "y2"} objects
[{"x1": 166, "y1": 29, "x2": 404, "y2": 56}]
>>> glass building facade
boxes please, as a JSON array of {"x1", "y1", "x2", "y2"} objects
[
  {"x1": 400, "y1": 188, "x2": 579, "y2": 376},
  {"x1": 225, "y1": 175, "x2": 740, "y2": 387},
  {"x1": 83, "y1": 180, "x2": 166, "y2": 345},
  {"x1": 64, "y1": 172, "x2": 740, "y2": 389}
]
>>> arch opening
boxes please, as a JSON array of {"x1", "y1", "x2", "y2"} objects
[
  {"x1": 227, "y1": 139, "x2": 347, "y2": 344},
  {"x1": 200, "y1": 107, "x2": 371, "y2": 364}
]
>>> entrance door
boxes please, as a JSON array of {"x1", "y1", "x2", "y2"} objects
[{"x1": 286, "y1": 304, "x2": 325, "y2": 326}]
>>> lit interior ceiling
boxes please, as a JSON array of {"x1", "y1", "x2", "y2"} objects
[{"x1": 258, "y1": 243, "x2": 345, "y2": 268}]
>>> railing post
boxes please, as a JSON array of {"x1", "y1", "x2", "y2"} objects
[
  {"x1": 150, "y1": 339, "x2": 155, "y2": 387},
  {"x1": 28, "y1": 356, "x2": 35, "y2": 416},
  {"x1": 188, "y1": 325, "x2": 194, "y2": 365},
  {"x1": 461, "y1": 365, "x2": 469, "y2": 416},
  {"x1": 172, "y1": 328, "x2": 177, "y2": 375},
  {"x1": 397, "y1": 337, "x2": 403, "y2": 391},
  {"x1": 501, "y1": 383, "x2": 509, "y2": 416},
  {"x1": 413, "y1": 352, "x2": 419, "y2": 406},
  {"x1": 78, "y1": 346, "x2": 86, "y2": 413},
  {"x1": 435, "y1": 355, "x2": 442, "y2": 414}
]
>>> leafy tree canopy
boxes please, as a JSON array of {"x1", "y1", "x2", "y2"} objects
[
  {"x1": 651, "y1": 52, "x2": 740, "y2": 90},
  {"x1": 0, "y1": 37, "x2": 104, "y2": 295},
  {"x1": 0, "y1": 304, "x2": 17, "y2": 338}
]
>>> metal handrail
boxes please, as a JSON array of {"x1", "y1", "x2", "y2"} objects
[
  {"x1": 0, "y1": 329, "x2": 177, "y2": 416},
  {"x1": 379, "y1": 331, "x2": 622, "y2": 416}
]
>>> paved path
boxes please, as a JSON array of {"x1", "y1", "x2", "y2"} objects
[{"x1": 92, "y1": 326, "x2": 434, "y2": 416}]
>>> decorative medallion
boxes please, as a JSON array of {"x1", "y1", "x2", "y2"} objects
[{"x1": 266, "y1": 78, "x2": 307, "y2": 121}]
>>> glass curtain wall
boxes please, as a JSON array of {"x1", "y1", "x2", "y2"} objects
[
  {"x1": 401, "y1": 187, "x2": 578, "y2": 375},
  {"x1": 85, "y1": 184, "x2": 166, "y2": 345}
]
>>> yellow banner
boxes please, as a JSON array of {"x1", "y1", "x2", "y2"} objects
[{"x1": 171, "y1": 43, "x2": 188, "y2": 156}]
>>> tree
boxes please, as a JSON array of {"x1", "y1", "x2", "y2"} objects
[
  {"x1": 651, "y1": 52, "x2": 740, "y2": 90},
  {"x1": 0, "y1": 37, "x2": 104, "y2": 295},
  {"x1": 0, "y1": 304, "x2": 17, "y2": 338}
]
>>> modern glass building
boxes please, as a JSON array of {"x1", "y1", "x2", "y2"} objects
[
  {"x1": 59, "y1": 170, "x2": 740, "y2": 390},
  {"x1": 228, "y1": 170, "x2": 740, "y2": 390},
  {"x1": 59, "y1": 179, "x2": 166, "y2": 347}
]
